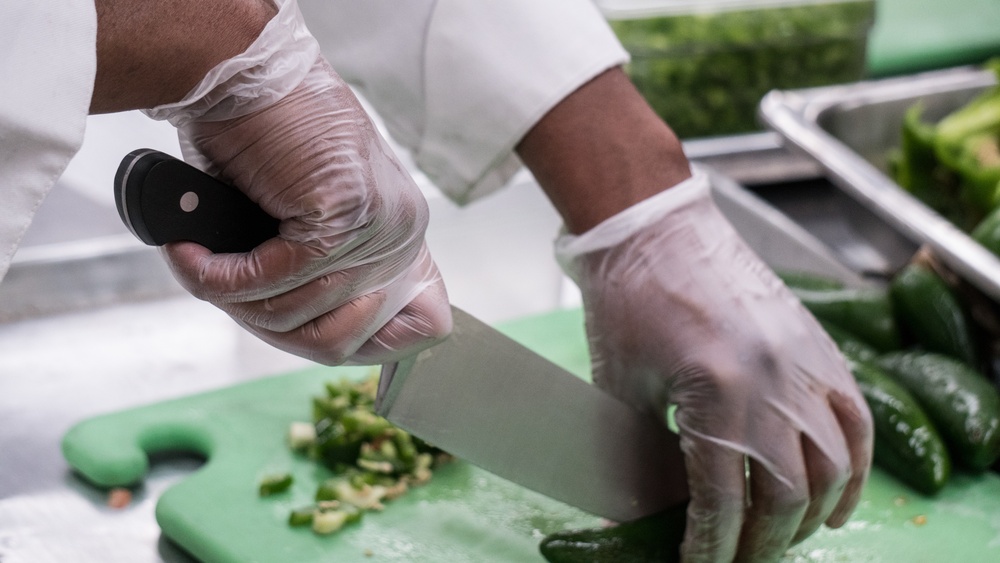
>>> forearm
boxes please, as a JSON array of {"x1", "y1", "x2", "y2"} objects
[
  {"x1": 91, "y1": 0, "x2": 276, "y2": 113},
  {"x1": 516, "y1": 67, "x2": 691, "y2": 234}
]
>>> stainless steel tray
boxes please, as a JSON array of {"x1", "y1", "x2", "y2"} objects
[
  {"x1": 707, "y1": 168, "x2": 864, "y2": 287},
  {"x1": 759, "y1": 66, "x2": 1000, "y2": 300}
]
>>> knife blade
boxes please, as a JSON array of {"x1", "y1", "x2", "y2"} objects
[
  {"x1": 376, "y1": 310, "x2": 689, "y2": 521},
  {"x1": 114, "y1": 149, "x2": 689, "y2": 521}
]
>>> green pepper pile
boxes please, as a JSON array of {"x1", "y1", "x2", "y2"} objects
[
  {"x1": 260, "y1": 375, "x2": 447, "y2": 536},
  {"x1": 891, "y1": 59, "x2": 1000, "y2": 236},
  {"x1": 781, "y1": 264, "x2": 1000, "y2": 497}
]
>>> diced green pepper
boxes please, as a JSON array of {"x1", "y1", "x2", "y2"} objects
[
  {"x1": 288, "y1": 421, "x2": 316, "y2": 451},
  {"x1": 258, "y1": 472, "x2": 293, "y2": 497},
  {"x1": 288, "y1": 507, "x2": 315, "y2": 527},
  {"x1": 312, "y1": 509, "x2": 349, "y2": 535},
  {"x1": 314, "y1": 478, "x2": 340, "y2": 502},
  {"x1": 275, "y1": 375, "x2": 450, "y2": 537}
]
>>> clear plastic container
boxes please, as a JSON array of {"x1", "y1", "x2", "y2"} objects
[{"x1": 598, "y1": 0, "x2": 876, "y2": 138}]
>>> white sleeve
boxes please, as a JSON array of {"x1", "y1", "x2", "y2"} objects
[
  {"x1": 298, "y1": 0, "x2": 628, "y2": 204},
  {"x1": 0, "y1": 1, "x2": 97, "y2": 282}
]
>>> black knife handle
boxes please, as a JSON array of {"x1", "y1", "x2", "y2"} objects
[{"x1": 114, "y1": 149, "x2": 280, "y2": 254}]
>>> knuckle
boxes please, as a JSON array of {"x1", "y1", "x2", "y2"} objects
[
  {"x1": 748, "y1": 466, "x2": 811, "y2": 516},
  {"x1": 744, "y1": 334, "x2": 785, "y2": 373},
  {"x1": 312, "y1": 348, "x2": 351, "y2": 367},
  {"x1": 256, "y1": 308, "x2": 304, "y2": 333},
  {"x1": 698, "y1": 332, "x2": 785, "y2": 379},
  {"x1": 693, "y1": 334, "x2": 792, "y2": 392},
  {"x1": 303, "y1": 322, "x2": 355, "y2": 367},
  {"x1": 235, "y1": 305, "x2": 281, "y2": 331},
  {"x1": 232, "y1": 302, "x2": 309, "y2": 334},
  {"x1": 844, "y1": 389, "x2": 876, "y2": 430},
  {"x1": 831, "y1": 463, "x2": 853, "y2": 492},
  {"x1": 760, "y1": 485, "x2": 810, "y2": 517},
  {"x1": 171, "y1": 269, "x2": 217, "y2": 302},
  {"x1": 261, "y1": 316, "x2": 298, "y2": 333},
  {"x1": 821, "y1": 452, "x2": 855, "y2": 490},
  {"x1": 424, "y1": 305, "x2": 454, "y2": 341},
  {"x1": 685, "y1": 357, "x2": 751, "y2": 400},
  {"x1": 691, "y1": 492, "x2": 745, "y2": 521},
  {"x1": 680, "y1": 495, "x2": 744, "y2": 562}
]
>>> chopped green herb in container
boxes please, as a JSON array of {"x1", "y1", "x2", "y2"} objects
[{"x1": 598, "y1": 0, "x2": 876, "y2": 138}]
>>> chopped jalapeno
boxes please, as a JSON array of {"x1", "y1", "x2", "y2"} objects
[
  {"x1": 288, "y1": 507, "x2": 315, "y2": 527},
  {"x1": 267, "y1": 374, "x2": 451, "y2": 536},
  {"x1": 258, "y1": 473, "x2": 293, "y2": 497}
]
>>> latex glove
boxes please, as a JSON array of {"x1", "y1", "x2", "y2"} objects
[
  {"x1": 143, "y1": 0, "x2": 451, "y2": 365},
  {"x1": 556, "y1": 171, "x2": 873, "y2": 562}
]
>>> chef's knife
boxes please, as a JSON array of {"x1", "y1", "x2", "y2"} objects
[{"x1": 114, "y1": 148, "x2": 689, "y2": 522}]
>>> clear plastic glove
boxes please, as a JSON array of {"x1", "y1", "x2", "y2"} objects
[
  {"x1": 556, "y1": 171, "x2": 873, "y2": 562},
  {"x1": 143, "y1": 0, "x2": 451, "y2": 365}
]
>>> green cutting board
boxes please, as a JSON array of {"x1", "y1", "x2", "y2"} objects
[
  {"x1": 63, "y1": 308, "x2": 1000, "y2": 562},
  {"x1": 867, "y1": 0, "x2": 1000, "y2": 77}
]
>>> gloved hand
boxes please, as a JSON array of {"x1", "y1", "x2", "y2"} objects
[
  {"x1": 143, "y1": 0, "x2": 451, "y2": 365},
  {"x1": 556, "y1": 170, "x2": 873, "y2": 562}
]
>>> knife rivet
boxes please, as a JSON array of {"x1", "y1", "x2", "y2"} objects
[{"x1": 180, "y1": 191, "x2": 199, "y2": 213}]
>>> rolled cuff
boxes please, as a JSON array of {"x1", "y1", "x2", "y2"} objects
[{"x1": 554, "y1": 170, "x2": 711, "y2": 270}]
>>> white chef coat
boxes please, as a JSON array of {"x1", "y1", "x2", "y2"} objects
[
  {"x1": 0, "y1": 1, "x2": 97, "y2": 283},
  {"x1": 0, "y1": 0, "x2": 626, "y2": 283},
  {"x1": 299, "y1": 0, "x2": 628, "y2": 204}
]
